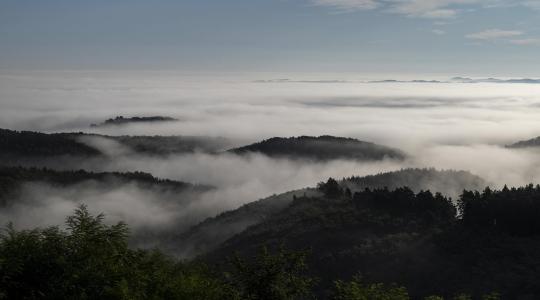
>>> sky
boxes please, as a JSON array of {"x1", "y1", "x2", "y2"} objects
[{"x1": 1, "y1": 0, "x2": 539, "y2": 75}]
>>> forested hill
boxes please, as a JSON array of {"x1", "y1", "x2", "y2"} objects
[
  {"x1": 174, "y1": 188, "x2": 321, "y2": 258},
  {"x1": 207, "y1": 181, "x2": 540, "y2": 299},
  {"x1": 0, "y1": 128, "x2": 231, "y2": 159},
  {"x1": 90, "y1": 115, "x2": 178, "y2": 127},
  {"x1": 175, "y1": 168, "x2": 486, "y2": 258},
  {"x1": 0, "y1": 128, "x2": 101, "y2": 157},
  {"x1": 228, "y1": 135, "x2": 406, "y2": 161},
  {"x1": 506, "y1": 135, "x2": 540, "y2": 148},
  {"x1": 0, "y1": 166, "x2": 212, "y2": 206}
]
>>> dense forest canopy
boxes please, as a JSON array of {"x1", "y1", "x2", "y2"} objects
[{"x1": 205, "y1": 180, "x2": 540, "y2": 299}]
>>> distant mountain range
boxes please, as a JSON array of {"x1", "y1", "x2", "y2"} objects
[
  {"x1": 451, "y1": 77, "x2": 540, "y2": 84},
  {"x1": 228, "y1": 135, "x2": 405, "y2": 161},
  {"x1": 370, "y1": 77, "x2": 540, "y2": 84},
  {"x1": 254, "y1": 77, "x2": 540, "y2": 84}
]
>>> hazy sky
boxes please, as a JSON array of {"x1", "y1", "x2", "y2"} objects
[{"x1": 1, "y1": 0, "x2": 539, "y2": 75}]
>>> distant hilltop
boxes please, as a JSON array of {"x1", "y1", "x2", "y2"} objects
[
  {"x1": 90, "y1": 116, "x2": 178, "y2": 127},
  {"x1": 228, "y1": 135, "x2": 406, "y2": 161}
]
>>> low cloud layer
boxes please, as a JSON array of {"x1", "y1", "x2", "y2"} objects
[
  {"x1": 3, "y1": 71, "x2": 540, "y2": 148},
  {"x1": 6, "y1": 141, "x2": 540, "y2": 253},
  {"x1": 3, "y1": 71, "x2": 540, "y2": 241}
]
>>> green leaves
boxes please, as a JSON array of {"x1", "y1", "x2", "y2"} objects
[
  {"x1": 332, "y1": 275, "x2": 409, "y2": 300},
  {"x1": 226, "y1": 246, "x2": 315, "y2": 300},
  {"x1": 0, "y1": 205, "x2": 231, "y2": 300},
  {"x1": 0, "y1": 203, "x2": 507, "y2": 300}
]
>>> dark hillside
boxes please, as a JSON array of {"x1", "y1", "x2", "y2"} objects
[
  {"x1": 0, "y1": 128, "x2": 100, "y2": 157},
  {"x1": 229, "y1": 136, "x2": 405, "y2": 161},
  {"x1": 207, "y1": 182, "x2": 540, "y2": 299},
  {"x1": 175, "y1": 168, "x2": 486, "y2": 259},
  {"x1": 507, "y1": 136, "x2": 540, "y2": 148},
  {"x1": 0, "y1": 166, "x2": 212, "y2": 206},
  {"x1": 0, "y1": 128, "x2": 231, "y2": 161}
]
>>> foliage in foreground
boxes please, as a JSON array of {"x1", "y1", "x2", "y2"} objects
[
  {"x1": 0, "y1": 205, "x2": 230, "y2": 300},
  {"x1": 0, "y1": 206, "x2": 317, "y2": 300},
  {"x1": 0, "y1": 205, "x2": 504, "y2": 300}
]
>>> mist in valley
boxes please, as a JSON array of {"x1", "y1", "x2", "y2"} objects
[{"x1": 3, "y1": 71, "x2": 540, "y2": 252}]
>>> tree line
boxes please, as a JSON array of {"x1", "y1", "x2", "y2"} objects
[
  {"x1": 0, "y1": 205, "x2": 501, "y2": 300},
  {"x1": 4, "y1": 179, "x2": 540, "y2": 299}
]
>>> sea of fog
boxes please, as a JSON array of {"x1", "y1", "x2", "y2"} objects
[{"x1": 2, "y1": 71, "x2": 540, "y2": 232}]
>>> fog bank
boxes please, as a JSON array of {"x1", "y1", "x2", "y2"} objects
[
  {"x1": 3, "y1": 71, "x2": 540, "y2": 151},
  {"x1": 4, "y1": 71, "x2": 540, "y2": 242}
]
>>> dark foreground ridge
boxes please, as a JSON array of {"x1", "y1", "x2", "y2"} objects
[
  {"x1": 228, "y1": 135, "x2": 406, "y2": 161},
  {"x1": 5, "y1": 183, "x2": 540, "y2": 299}
]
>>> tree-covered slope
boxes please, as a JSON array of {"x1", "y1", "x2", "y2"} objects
[
  {"x1": 0, "y1": 128, "x2": 101, "y2": 157},
  {"x1": 175, "y1": 168, "x2": 486, "y2": 259},
  {"x1": 228, "y1": 135, "x2": 406, "y2": 161},
  {"x1": 207, "y1": 182, "x2": 540, "y2": 299},
  {"x1": 0, "y1": 166, "x2": 212, "y2": 206},
  {"x1": 0, "y1": 128, "x2": 231, "y2": 160},
  {"x1": 174, "y1": 188, "x2": 321, "y2": 258}
]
